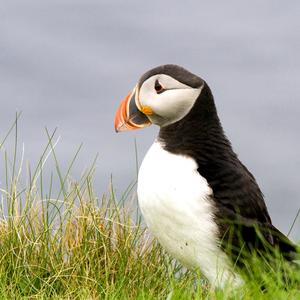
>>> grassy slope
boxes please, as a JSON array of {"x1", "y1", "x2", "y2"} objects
[{"x1": 0, "y1": 118, "x2": 299, "y2": 299}]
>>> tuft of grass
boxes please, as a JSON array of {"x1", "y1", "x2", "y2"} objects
[{"x1": 0, "y1": 117, "x2": 299, "y2": 299}]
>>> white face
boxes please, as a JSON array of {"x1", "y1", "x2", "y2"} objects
[{"x1": 137, "y1": 74, "x2": 203, "y2": 127}]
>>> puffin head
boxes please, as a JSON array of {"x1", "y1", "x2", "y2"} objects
[{"x1": 114, "y1": 64, "x2": 205, "y2": 132}]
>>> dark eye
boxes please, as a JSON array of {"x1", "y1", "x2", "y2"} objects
[{"x1": 154, "y1": 80, "x2": 164, "y2": 94}]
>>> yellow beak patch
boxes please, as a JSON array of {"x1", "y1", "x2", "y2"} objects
[{"x1": 141, "y1": 106, "x2": 153, "y2": 115}]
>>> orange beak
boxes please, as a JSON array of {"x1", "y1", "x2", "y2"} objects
[{"x1": 114, "y1": 87, "x2": 151, "y2": 132}]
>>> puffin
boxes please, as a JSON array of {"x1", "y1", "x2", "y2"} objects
[{"x1": 114, "y1": 64, "x2": 297, "y2": 288}]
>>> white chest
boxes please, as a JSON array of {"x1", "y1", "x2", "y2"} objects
[{"x1": 137, "y1": 141, "x2": 241, "y2": 287}]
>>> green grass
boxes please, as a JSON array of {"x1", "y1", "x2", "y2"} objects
[{"x1": 0, "y1": 116, "x2": 299, "y2": 299}]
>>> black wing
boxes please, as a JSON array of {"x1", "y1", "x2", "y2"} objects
[{"x1": 197, "y1": 158, "x2": 297, "y2": 262}]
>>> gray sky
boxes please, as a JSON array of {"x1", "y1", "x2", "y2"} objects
[{"x1": 1, "y1": 0, "x2": 299, "y2": 238}]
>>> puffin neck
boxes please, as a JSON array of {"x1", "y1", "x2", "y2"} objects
[{"x1": 158, "y1": 83, "x2": 236, "y2": 163}]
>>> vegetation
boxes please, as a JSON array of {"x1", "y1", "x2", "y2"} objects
[{"x1": 0, "y1": 116, "x2": 299, "y2": 299}]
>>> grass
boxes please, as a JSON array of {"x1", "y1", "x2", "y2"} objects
[{"x1": 0, "y1": 116, "x2": 299, "y2": 299}]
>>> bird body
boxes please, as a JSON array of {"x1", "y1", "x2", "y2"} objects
[
  {"x1": 138, "y1": 140, "x2": 242, "y2": 287},
  {"x1": 114, "y1": 64, "x2": 297, "y2": 288}
]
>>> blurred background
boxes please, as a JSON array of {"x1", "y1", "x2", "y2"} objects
[{"x1": 0, "y1": 0, "x2": 299, "y2": 238}]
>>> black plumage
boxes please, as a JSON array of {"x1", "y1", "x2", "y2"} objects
[{"x1": 147, "y1": 65, "x2": 298, "y2": 265}]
